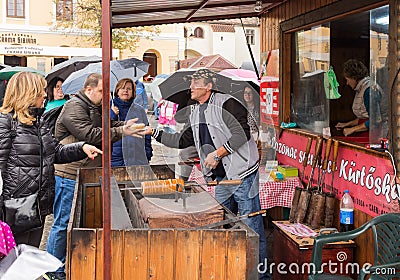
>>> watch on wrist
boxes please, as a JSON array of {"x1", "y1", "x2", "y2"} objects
[{"x1": 213, "y1": 152, "x2": 221, "y2": 162}]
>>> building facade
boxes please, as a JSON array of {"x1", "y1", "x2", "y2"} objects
[{"x1": 0, "y1": 0, "x2": 259, "y2": 76}]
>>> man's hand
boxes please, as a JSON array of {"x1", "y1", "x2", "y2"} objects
[
  {"x1": 82, "y1": 144, "x2": 103, "y2": 160},
  {"x1": 204, "y1": 151, "x2": 220, "y2": 170},
  {"x1": 143, "y1": 126, "x2": 154, "y2": 135},
  {"x1": 123, "y1": 118, "x2": 147, "y2": 138}
]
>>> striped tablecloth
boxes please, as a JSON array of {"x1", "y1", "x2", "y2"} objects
[{"x1": 188, "y1": 165, "x2": 301, "y2": 209}]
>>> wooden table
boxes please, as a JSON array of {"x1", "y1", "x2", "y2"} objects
[{"x1": 272, "y1": 221, "x2": 356, "y2": 280}]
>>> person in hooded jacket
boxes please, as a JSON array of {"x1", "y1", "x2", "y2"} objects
[
  {"x1": 111, "y1": 78, "x2": 152, "y2": 166},
  {"x1": 0, "y1": 72, "x2": 102, "y2": 247}
]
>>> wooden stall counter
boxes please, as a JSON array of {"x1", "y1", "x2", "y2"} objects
[{"x1": 272, "y1": 221, "x2": 356, "y2": 280}]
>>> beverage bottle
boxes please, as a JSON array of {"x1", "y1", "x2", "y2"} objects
[{"x1": 340, "y1": 190, "x2": 354, "y2": 232}]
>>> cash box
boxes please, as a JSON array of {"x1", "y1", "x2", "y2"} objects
[{"x1": 277, "y1": 165, "x2": 298, "y2": 177}]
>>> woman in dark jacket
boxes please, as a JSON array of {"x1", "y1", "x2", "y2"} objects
[
  {"x1": 110, "y1": 78, "x2": 152, "y2": 166},
  {"x1": 0, "y1": 72, "x2": 102, "y2": 247}
]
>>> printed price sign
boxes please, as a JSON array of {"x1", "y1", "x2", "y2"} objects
[{"x1": 260, "y1": 77, "x2": 279, "y2": 126}]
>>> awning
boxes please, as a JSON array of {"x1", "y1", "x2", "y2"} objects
[{"x1": 110, "y1": 0, "x2": 284, "y2": 28}]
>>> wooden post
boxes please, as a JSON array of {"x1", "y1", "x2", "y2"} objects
[{"x1": 101, "y1": 0, "x2": 112, "y2": 279}]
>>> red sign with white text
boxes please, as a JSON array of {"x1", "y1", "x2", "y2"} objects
[
  {"x1": 275, "y1": 131, "x2": 399, "y2": 217},
  {"x1": 260, "y1": 77, "x2": 279, "y2": 126}
]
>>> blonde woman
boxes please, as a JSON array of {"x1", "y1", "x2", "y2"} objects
[{"x1": 0, "y1": 72, "x2": 101, "y2": 247}]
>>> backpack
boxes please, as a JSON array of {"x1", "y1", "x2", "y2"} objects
[{"x1": 42, "y1": 97, "x2": 89, "y2": 141}]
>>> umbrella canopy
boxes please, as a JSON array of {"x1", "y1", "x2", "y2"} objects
[
  {"x1": 148, "y1": 74, "x2": 170, "y2": 103},
  {"x1": 0, "y1": 66, "x2": 45, "y2": 80},
  {"x1": 158, "y1": 68, "x2": 232, "y2": 108},
  {"x1": 219, "y1": 68, "x2": 259, "y2": 81},
  {"x1": 0, "y1": 63, "x2": 8, "y2": 70},
  {"x1": 62, "y1": 58, "x2": 150, "y2": 95},
  {"x1": 45, "y1": 55, "x2": 102, "y2": 82}
]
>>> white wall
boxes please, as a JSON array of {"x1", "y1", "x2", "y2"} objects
[
  {"x1": 212, "y1": 32, "x2": 236, "y2": 66},
  {"x1": 185, "y1": 23, "x2": 213, "y2": 56},
  {"x1": 234, "y1": 26, "x2": 260, "y2": 68}
]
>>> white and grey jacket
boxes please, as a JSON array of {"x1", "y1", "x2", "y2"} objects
[{"x1": 153, "y1": 92, "x2": 259, "y2": 180}]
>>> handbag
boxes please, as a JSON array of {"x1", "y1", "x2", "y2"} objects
[
  {"x1": 3, "y1": 193, "x2": 42, "y2": 234},
  {"x1": 1, "y1": 115, "x2": 42, "y2": 234}
]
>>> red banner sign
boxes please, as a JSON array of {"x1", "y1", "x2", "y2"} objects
[{"x1": 275, "y1": 131, "x2": 399, "y2": 217}]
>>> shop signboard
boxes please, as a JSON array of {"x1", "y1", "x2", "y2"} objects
[
  {"x1": 274, "y1": 131, "x2": 399, "y2": 217},
  {"x1": 260, "y1": 76, "x2": 279, "y2": 126}
]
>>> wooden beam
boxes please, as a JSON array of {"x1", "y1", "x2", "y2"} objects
[
  {"x1": 186, "y1": 0, "x2": 209, "y2": 21},
  {"x1": 280, "y1": 0, "x2": 388, "y2": 32},
  {"x1": 113, "y1": 12, "x2": 259, "y2": 28},
  {"x1": 111, "y1": 1, "x2": 281, "y2": 16}
]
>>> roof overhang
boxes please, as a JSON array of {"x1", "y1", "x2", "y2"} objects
[{"x1": 109, "y1": 0, "x2": 284, "y2": 28}]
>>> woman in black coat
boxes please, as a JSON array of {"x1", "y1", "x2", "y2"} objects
[{"x1": 0, "y1": 72, "x2": 102, "y2": 247}]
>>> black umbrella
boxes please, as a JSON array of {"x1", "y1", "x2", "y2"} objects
[
  {"x1": 45, "y1": 55, "x2": 102, "y2": 82},
  {"x1": 114, "y1": 57, "x2": 150, "y2": 78},
  {"x1": 158, "y1": 69, "x2": 232, "y2": 108}
]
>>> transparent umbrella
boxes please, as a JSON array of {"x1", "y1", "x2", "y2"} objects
[{"x1": 62, "y1": 58, "x2": 150, "y2": 95}]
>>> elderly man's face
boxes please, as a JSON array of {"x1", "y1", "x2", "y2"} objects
[{"x1": 190, "y1": 78, "x2": 212, "y2": 103}]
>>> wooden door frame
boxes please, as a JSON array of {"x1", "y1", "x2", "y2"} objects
[{"x1": 278, "y1": 0, "x2": 389, "y2": 124}]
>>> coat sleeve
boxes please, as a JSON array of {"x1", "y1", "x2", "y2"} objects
[
  {"x1": 0, "y1": 115, "x2": 12, "y2": 173},
  {"x1": 54, "y1": 140, "x2": 87, "y2": 164},
  {"x1": 153, "y1": 121, "x2": 194, "y2": 149},
  {"x1": 59, "y1": 99, "x2": 124, "y2": 146}
]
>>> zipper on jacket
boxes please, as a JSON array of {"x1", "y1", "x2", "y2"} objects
[{"x1": 38, "y1": 122, "x2": 43, "y2": 191}]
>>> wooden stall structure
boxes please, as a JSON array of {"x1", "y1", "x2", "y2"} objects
[
  {"x1": 259, "y1": 0, "x2": 397, "y2": 271},
  {"x1": 67, "y1": 166, "x2": 260, "y2": 280}
]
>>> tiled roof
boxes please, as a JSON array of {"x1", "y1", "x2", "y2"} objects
[
  {"x1": 180, "y1": 54, "x2": 237, "y2": 71},
  {"x1": 210, "y1": 24, "x2": 235, "y2": 32}
]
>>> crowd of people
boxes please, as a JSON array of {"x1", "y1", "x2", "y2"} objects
[
  {"x1": 0, "y1": 59, "x2": 383, "y2": 280},
  {"x1": 0, "y1": 65, "x2": 269, "y2": 280}
]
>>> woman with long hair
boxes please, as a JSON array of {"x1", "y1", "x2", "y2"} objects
[{"x1": 0, "y1": 72, "x2": 101, "y2": 247}]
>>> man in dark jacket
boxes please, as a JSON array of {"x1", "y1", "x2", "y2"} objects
[{"x1": 45, "y1": 73, "x2": 145, "y2": 280}]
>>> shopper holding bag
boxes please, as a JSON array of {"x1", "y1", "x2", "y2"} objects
[{"x1": 0, "y1": 72, "x2": 102, "y2": 247}]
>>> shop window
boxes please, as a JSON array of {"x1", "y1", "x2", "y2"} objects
[
  {"x1": 291, "y1": 25, "x2": 330, "y2": 133},
  {"x1": 246, "y1": 29, "x2": 255, "y2": 45},
  {"x1": 56, "y1": 0, "x2": 73, "y2": 21},
  {"x1": 193, "y1": 27, "x2": 204, "y2": 38},
  {"x1": 7, "y1": 0, "x2": 25, "y2": 18},
  {"x1": 36, "y1": 59, "x2": 46, "y2": 72},
  {"x1": 289, "y1": 5, "x2": 389, "y2": 146}
]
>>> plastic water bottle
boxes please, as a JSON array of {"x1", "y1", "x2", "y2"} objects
[{"x1": 340, "y1": 190, "x2": 354, "y2": 232}]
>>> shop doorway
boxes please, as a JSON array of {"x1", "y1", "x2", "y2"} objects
[
  {"x1": 4, "y1": 56, "x2": 26, "y2": 66},
  {"x1": 143, "y1": 52, "x2": 157, "y2": 80},
  {"x1": 54, "y1": 57, "x2": 68, "y2": 66}
]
